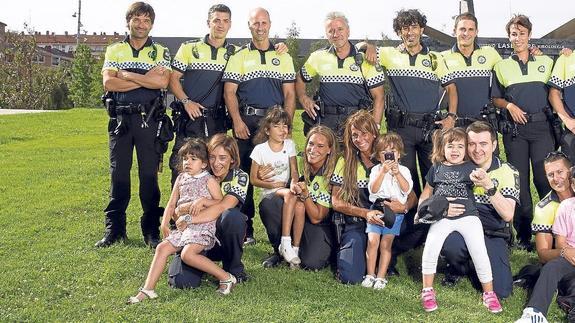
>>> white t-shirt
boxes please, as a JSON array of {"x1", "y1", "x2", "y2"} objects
[
  {"x1": 368, "y1": 163, "x2": 413, "y2": 204},
  {"x1": 250, "y1": 139, "x2": 297, "y2": 197}
]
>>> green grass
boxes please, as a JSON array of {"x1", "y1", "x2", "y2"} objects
[{"x1": 0, "y1": 109, "x2": 566, "y2": 322}]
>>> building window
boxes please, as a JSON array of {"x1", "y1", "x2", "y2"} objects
[{"x1": 52, "y1": 56, "x2": 60, "y2": 66}]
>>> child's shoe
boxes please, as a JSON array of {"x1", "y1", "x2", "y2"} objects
[
  {"x1": 127, "y1": 288, "x2": 158, "y2": 304},
  {"x1": 373, "y1": 278, "x2": 388, "y2": 290},
  {"x1": 361, "y1": 275, "x2": 375, "y2": 288},
  {"x1": 216, "y1": 274, "x2": 237, "y2": 296},
  {"x1": 279, "y1": 243, "x2": 301, "y2": 265},
  {"x1": 421, "y1": 288, "x2": 438, "y2": 312},
  {"x1": 483, "y1": 291, "x2": 503, "y2": 313}
]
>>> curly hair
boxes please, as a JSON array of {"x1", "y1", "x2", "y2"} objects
[{"x1": 393, "y1": 9, "x2": 427, "y2": 34}]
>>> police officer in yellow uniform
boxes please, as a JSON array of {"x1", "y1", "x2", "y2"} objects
[
  {"x1": 222, "y1": 7, "x2": 296, "y2": 250},
  {"x1": 296, "y1": 12, "x2": 385, "y2": 139},
  {"x1": 96, "y1": 2, "x2": 171, "y2": 248},
  {"x1": 442, "y1": 13, "x2": 502, "y2": 128},
  {"x1": 168, "y1": 4, "x2": 235, "y2": 186},
  {"x1": 362, "y1": 9, "x2": 457, "y2": 197},
  {"x1": 550, "y1": 52, "x2": 575, "y2": 162},
  {"x1": 492, "y1": 15, "x2": 555, "y2": 250},
  {"x1": 441, "y1": 122, "x2": 519, "y2": 298}
]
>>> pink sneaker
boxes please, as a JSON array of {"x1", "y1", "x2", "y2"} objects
[
  {"x1": 483, "y1": 291, "x2": 503, "y2": 313},
  {"x1": 421, "y1": 288, "x2": 438, "y2": 312}
]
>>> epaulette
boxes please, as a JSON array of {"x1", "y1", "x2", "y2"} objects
[
  {"x1": 234, "y1": 43, "x2": 249, "y2": 54},
  {"x1": 501, "y1": 162, "x2": 519, "y2": 173},
  {"x1": 152, "y1": 41, "x2": 167, "y2": 49},
  {"x1": 536, "y1": 194, "x2": 555, "y2": 208},
  {"x1": 183, "y1": 38, "x2": 202, "y2": 45}
]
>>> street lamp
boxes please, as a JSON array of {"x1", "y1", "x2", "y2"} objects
[{"x1": 72, "y1": 0, "x2": 82, "y2": 47}]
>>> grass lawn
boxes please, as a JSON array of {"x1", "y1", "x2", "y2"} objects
[{"x1": 0, "y1": 109, "x2": 566, "y2": 322}]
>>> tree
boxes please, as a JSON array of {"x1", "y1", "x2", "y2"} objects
[
  {"x1": 68, "y1": 44, "x2": 102, "y2": 108},
  {"x1": 0, "y1": 29, "x2": 68, "y2": 110},
  {"x1": 285, "y1": 22, "x2": 304, "y2": 72}
]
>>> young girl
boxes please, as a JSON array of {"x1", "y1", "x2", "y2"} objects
[
  {"x1": 127, "y1": 139, "x2": 235, "y2": 304},
  {"x1": 361, "y1": 132, "x2": 413, "y2": 290},
  {"x1": 418, "y1": 128, "x2": 502, "y2": 313},
  {"x1": 250, "y1": 107, "x2": 301, "y2": 266}
]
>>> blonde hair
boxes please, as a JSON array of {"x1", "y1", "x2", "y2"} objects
[
  {"x1": 430, "y1": 127, "x2": 468, "y2": 164},
  {"x1": 303, "y1": 126, "x2": 338, "y2": 185},
  {"x1": 339, "y1": 110, "x2": 379, "y2": 205}
]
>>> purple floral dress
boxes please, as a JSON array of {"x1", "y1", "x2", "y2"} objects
[{"x1": 166, "y1": 171, "x2": 218, "y2": 250}]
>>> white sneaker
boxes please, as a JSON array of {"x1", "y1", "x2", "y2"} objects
[
  {"x1": 515, "y1": 307, "x2": 548, "y2": 323},
  {"x1": 373, "y1": 278, "x2": 388, "y2": 290},
  {"x1": 279, "y1": 243, "x2": 301, "y2": 265},
  {"x1": 361, "y1": 275, "x2": 375, "y2": 288}
]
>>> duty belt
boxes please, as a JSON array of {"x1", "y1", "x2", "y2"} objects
[
  {"x1": 455, "y1": 116, "x2": 481, "y2": 128},
  {"x1": 525, "y1": 111, "x2": 547, "y2": 123},
  {"x1": 115, "y1": 103, "x2": 151, "y2": 115},
  {"x1": 405, "y1": 111, "x2": 430, "y2": 127},
  {"x1": 324, "y1": 106, "x2": 360, "y2": 115},
  {"x1": 343, "y1": 215, "x2": 366, "y2": 225},
  {"x1": 241, "y1": 105, "x2": 269, "y2": 117}
]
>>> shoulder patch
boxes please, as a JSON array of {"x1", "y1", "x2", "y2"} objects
[
  {"x1": 163, "y1": 48, "x2": 171, "y2": 60},
  {"x1": 237, "y1": 172, "x2": 248, "y2": 186}
]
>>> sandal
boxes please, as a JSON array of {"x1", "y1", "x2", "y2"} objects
[
  {"x1": 216, "y1": 274, "x2": 237, "y2": 296},
  {"x1": 126, "y1": 288, "x2": 158, "y2": 304}
]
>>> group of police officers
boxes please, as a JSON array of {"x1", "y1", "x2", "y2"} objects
[{"x1": 94, "y1": 1, "x2": 575, "y2": 319}]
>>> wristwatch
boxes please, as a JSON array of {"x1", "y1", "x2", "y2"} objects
[
  {"x1": 182, "y1": 214, "x2": 192, "y2": 224},
  {"x1": 485, "y1": 179, "x2": 498, "y2": 197},
  {"x1": 180, "y1": 97, "x2": 192, "y2": 104}
]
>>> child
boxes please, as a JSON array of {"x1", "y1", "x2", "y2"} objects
[
  {"x1": 361, "y1": 133, "x2": 413, "y2": 290},
  {"x1": 418, "y1": 128, "x2": 502, "y2": 313},
  {"x1": 249, "y1": 107, "x2": 301, "y2": 265},
  {"x1": 127, "y1": 139, "x2": 234, "y2": 304}
]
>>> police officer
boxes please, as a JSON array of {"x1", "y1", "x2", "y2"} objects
[
  {"x1": 96, "y1": 2, "x2": 171, "y2": 248},
  {"x1": 295, "y1": 11, "x2": 385, "y2": 140},
  {"x1": 549, "y1": 52, "x2": 575, "y2": 162},
  {"x1": 222, "y1": 7, "x2": 296, "y2": 252},
  {"x1": 441, "y1": 13, "x2": 502, "y2": 128},
  {"x1": 168, "y1": 4, "x2": 234, "y2": 186},
  {"x1": 361, "y1": 9, "x2": 457, "y2": 196},
  {"x1": 441, "y1": 122, "x2": 519, "y2": 298},
  {"x1": 515, "y1": 152, "x2": 575, "y2": 322},
  {"x1": 492, "y1": 15, "x2": 555, "y2": 250}
]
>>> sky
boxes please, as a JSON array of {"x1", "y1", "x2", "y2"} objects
[{"x1": 2, "y1": 0, "x2": 574, "y2": 40}]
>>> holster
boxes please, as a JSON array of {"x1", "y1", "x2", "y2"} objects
[
  {"x1": 480, "y1": 103, "x2": 500, "y2": 133},
  {"x1": 332, "y1": 212, "x2": 345, "y2": 246},
  {"x1": 385, "y1": 106, "x2": 405, "y2": 129},
  {"x1": 498, "y1": 109, "x2": 515, "y2": 136},
  {"x1": 543, "y1": 106, "x2": 564, "y2": 150}
]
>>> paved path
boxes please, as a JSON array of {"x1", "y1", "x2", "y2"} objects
[{"x1": 0, "y1": 109, "x2": 58, "y2": 115}]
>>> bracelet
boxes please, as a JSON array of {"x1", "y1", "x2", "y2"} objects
[
  {"x1": 446, "y1": 112, "x2": 457, "y2": 119},
  {"x1": 505, "y1": 102, "x2": 512, "y2": 110},
  {"x1": 298, "y1": 194, "x2": 309, "y2": 202}
]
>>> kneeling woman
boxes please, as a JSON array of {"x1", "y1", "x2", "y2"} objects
[
  {"x1": 331, "y1": 110, "x2": 385, "y2": 283},
  {"x1": 291, "y1": 126, "x2": 339, "y2": 269},
  {"x1": 168, "y1": 134, "x2": 249, "y2": 288}
]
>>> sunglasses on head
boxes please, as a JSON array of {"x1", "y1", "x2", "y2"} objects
[{"x1": 545, "y1": 151, "x2": 567, "y2": 161}]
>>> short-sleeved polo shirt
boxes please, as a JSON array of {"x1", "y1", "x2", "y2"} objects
[
  {"x1": 171, "y1": 35, "x2": 238, "y2": 108},
  {"x1": 492, "y1": 54, "x2": 554, "y2": 114},
  {"x1": 552, "y1": 197, "x2": 575, "y2": 248},
  {"x1": 473, "y1": 157, "x2": 520, "y2": 231},
  {"x1": 532, "y1": 191, "x2": 561, "y2": 234},
  {"x1": 377, "y1": 44, "x2": 452, "y2": 113},
  {"x1": 549, "y1": 54, "x2": 575, "y2": 117},
  {"x1": 222, "y1": 42, "x2": 295, "y2": 109},
  {"x1": 330, "y1": 156, "x2": 372, "y2": 209},
  {"x1": 102, "y1": 36, "x2": 171, "y2": 104},
  {"x1": 442, "y1": 44, "x2": 502, "y2": 117},
  {"x1": 300, "y1": 43, "x2": 385, "y2": 107},
  {"x1": 220, "y1": 168, "x2": 249, "y2": 208}
]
